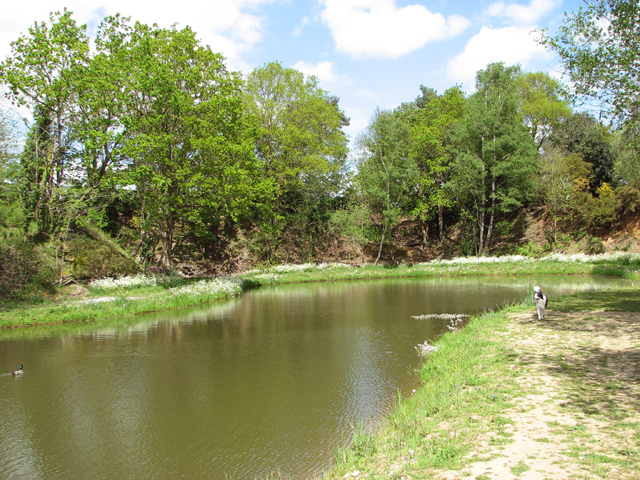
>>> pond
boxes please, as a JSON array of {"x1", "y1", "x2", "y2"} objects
[{"x1": 0, "y1": 275, "x2": 628, "y2": 479}]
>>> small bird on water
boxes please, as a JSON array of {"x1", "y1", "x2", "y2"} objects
[{"x1": 12, "y1": 365, "x2": 23, "y2": 376}]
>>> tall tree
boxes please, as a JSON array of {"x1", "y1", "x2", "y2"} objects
[
  {"x1": 517, "y1": 71, "x2": 572, "y2": 150},
  {"x1": 549, "y1": 112, "x2": 614, "y2": 192},
  {"x1": 537, "y1": 147, "x2": 592, "y2": 244},
  {"x1": 396, "y1": 86, "x2": 466, "y2": 245},
  {"x1": 0, "y1": 106, "x2": 22, "y2": 239},
  {"x1": 540, "y1": 0, "x2": 640, "y2": 123},
  {"x1": 450, "y1": 63, "x2": 537, "y2": 256},
  {"x1": 0, "y1": 9, "x2": 89, "y2": 238},
  {"x1": 356, "y1": 108, "x2": 418, "y2": 264},
  {"x1": 119, "y1": 23, "x2": 271, "y2": 272},
  {"x1": 612, "y1": 122, "x2": 640, "y2": 186},
  {"x1": 243, "y1": 62, "x2": 349, "y2": 257}
]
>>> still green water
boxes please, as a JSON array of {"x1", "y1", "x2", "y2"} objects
[{"x1": 0, "y1": 275, "x2": 628, "y2": 479}]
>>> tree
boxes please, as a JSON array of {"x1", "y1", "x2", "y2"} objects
[
  {"x1": 395, "y1": 86, "x2": 466, "y2": 245},
  {"x1": 0, "y1": 9, "x2": 89, "y2": 238},
  {"x1": 449, "y1": 63, "x2": 538, "y2": 256},
  {"x1": 356, "y1": 108, "x2": 419, "y2": 264},
  {"x1": 612, "y1": 121, "x2": 640, "y2": 187},
  {"x1": 117, "y1": 22, "x2": 271, "y2": 272},
  {"x1": 537, "y1": 147, "x2": 592, "y2": 243},
  {"x1": 549, "y1": 112, "x2": 614, "y2": 192},
  {"x1": 0, "y1": 106, "x2": 22, "y2": 239},
  {"x1": 517, "y1": 71, "x2": 572, "y2": 150},
  {"x1": 329, "y1": 203, "x2": 372, "y2": 264},
  {"x1": 243, "y1": 62, "x2": 349, "y2": 258},
  {"x1": 540, "y1": 0, "x2": 640, "y2": 123}
]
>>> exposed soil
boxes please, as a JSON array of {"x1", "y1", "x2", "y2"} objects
[{"x1": 436, "y1": 309, "x2": 640, "y2": 480}]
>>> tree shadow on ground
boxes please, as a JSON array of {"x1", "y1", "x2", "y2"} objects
[
  {"x1": 550, "y1": 288, "x2": 640, "y2": 313},
  {"x1": 519, "y1": 299, "x2": 640, "y2": 421}
]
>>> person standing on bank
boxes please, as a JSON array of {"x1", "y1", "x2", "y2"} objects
[{"x1": 533, "y1": 286, "x2": 548, "y2": 319}]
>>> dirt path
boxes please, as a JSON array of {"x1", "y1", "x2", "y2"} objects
[{"x1": 437, "y1": 309, "x2": 640, "y2": 480}]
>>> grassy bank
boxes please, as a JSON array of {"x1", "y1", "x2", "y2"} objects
[
  {"x1": 324, "y1": 287, "x2": 640, "y2": 479},
  {"x1": 325, "y1": 303, "x2": 528, "y2": 478},
  {"x1": 1, "y1": 253, "x2": 639, "y2": 329}
]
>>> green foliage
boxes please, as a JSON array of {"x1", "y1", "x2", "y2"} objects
[
  {"x1": 550, "y1": 112, "x2": 614, "y2": 192},
  {"x1": 570, "y1": 182, "x2": 619, "y2": 232},
  {"x1": 356, "y1": 108, "x2": 419, "y2": 263},
  {"x1": 615, "y1": 185, "x2": 640, "y2": 216},
  {"x1": 538, "y1": 147, "x2": 592, "y2": 242},
  {"x1": 244, "y1": 62, "x2": 348, "y2": 257},
  {"x1": 585, "y1": 236, "x2": 605, "y2": 255},
  {"x1": 612, "y1": 120, "x2": 640, "y2": 186},
  {"x1": 66, "y1": 236, "x2": 139, "y2": 281},
  {"x1": 0, "y1": 240, "x2": 57, "y2": 300},
  {"x1": 396, "y1": 86, "x2": 466, "y2": 243},
  {"x1": 540, "y1": 0, "x2": 640, "y2": 123},
  {"x1": 0, "y1": 9, "x2": 90, "y2": 239},
  {"x1": 450, "y1": 63, "x2": 538, "y2": 255},
  {"x1": 329, "y1": 203, "x2": 372, "y2": 263},
  {"x1": 517, "y1": 71, "x2": 572, "y2": 150}
]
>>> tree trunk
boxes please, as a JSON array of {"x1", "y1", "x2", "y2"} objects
[
  {"x1": 477, "y1": 171, "x2": 486, "y2": 256},
  {"x1": 484, "y1": 177, "x2": 497, "y2": 254},
  {"x1": 375, "y1": 227, "x2": 386, "y2": 265},
  {"x1": 421, "y1": 220, "x2": 429, "y2": 248},
  {"x1": 438, "y1": 204, "x2": 445, "y2": 244},
  {"x1": 159, "y1": 214, "x2": 174, "y2": 273},
  {"x1": 477, "y1": 207, "x2": 485, "y2": 256}
]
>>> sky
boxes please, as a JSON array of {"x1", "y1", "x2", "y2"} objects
[{"x1": 0, "y1": 0, "x2": 584, "y2": 145}]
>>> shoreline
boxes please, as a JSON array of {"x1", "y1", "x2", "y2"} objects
[
  {"x1": 323, "y1": 287, "x2": 640, "y2": 479},
  {"x1": 1, "y1": 254, "x2": 638, "y2": 329}
]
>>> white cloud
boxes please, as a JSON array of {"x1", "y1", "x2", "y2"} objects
[
  {"x1": 320, "y1": 0, "x2": 471, "y2": 58},
  {"x1": 0, "y1": 0, "x2": 273, "y2": 72},
  {"x1": 446, "y1": 25, "x2": 553, "y2": 88},
  {"x1": 293, "y1": 16, "x2": 310, "y2": 37},
  {"x1": 488, "y1": 0, "x2": 562, "y2": 25},
  {"x1": 293, "y1": 60, "x2": 345, "y2": 87}
]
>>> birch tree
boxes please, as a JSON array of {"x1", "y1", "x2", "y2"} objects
[{"x1": 450, "y1": 63, "x2": 537, "y2": 256}]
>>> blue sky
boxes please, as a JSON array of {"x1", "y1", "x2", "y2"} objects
[{"x1": 1, "y1": 0, "x2": 583, "y2": 144}]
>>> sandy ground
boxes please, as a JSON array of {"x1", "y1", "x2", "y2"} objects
[{"x1": 436, "y1": 309, "x2": 640, "y2": 480}]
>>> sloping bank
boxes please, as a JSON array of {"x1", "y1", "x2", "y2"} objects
[
  {"x1": 1, "y1": 253, "x2": 638, "y2": 330},
  {"x1": 323, "y1": 286, "x2": 640, "y2": 479}
]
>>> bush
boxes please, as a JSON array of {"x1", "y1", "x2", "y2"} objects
[
  {"x1": 585, "y1": 236, "x2": 605, "y2": 255},
  {"x1": 67, "y1": 236, "x2": 139, "y2": 281},
  {"x1": 0, "y1": 241, "x2": 57, "y2": 300}
]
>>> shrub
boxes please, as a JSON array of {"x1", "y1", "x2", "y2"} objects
[
  {"x1": 67, "y1": 236, "x2": 139, "y2": 281},
  {"x1": 585, "y1": 236, "x2": 605, "y2": 255},
  {"x1": 0, "y1": 241, "x2": 57, "y2": 300}
]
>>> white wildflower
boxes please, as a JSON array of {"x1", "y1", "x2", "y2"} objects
[
  {"x1": 415, "y1": 255, "x2": 531, "y2": 267},
  {"x1": 254, "y1": 273, "x2": 279, "y2": 282},
  {"x1": 541, "y1": 252, "x2": 640, "y2": 263},
  {"x1": 89, "y1": 274, "x2": 157, "y2": 290},
  {"x1": 170, "y1": 278, "x2": 241, "y2": 297}
]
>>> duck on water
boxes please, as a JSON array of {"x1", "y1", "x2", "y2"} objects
[{"x1": 12, "y1": 365, "x2": 23, "y2": 376}]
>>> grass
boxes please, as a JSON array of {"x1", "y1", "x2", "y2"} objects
[
  {"x1": 510, "y1": 460, "x2": 530, "y2": 476},
  {"x1": 0, "y1": 276, "x2": 245, "y2": 328},
  {"x1": 323, "y1": 282, "x2": 640, "y2": 479},
  {"x1": 1, "y1": 253, "x2": 639, "y2": 476},
  {"x1": 1, "y1": 253, "x2": 638, "y2": 329},
  {"x1": 323, "y1": 303, "x2": 529, "y2": 478}
]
